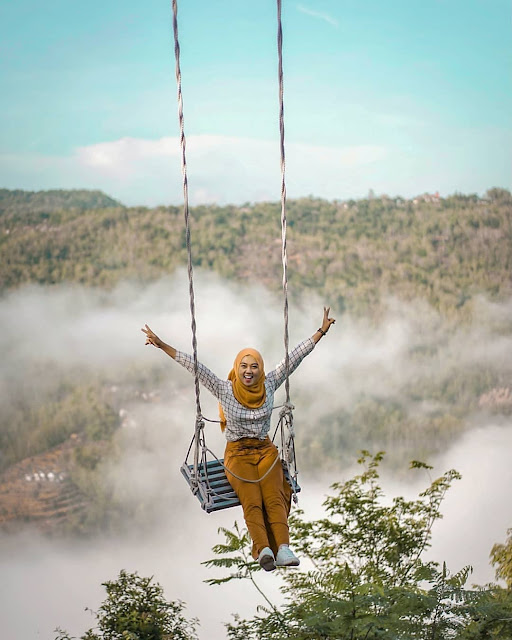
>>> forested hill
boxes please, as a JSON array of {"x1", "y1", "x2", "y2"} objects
[
  {"x1": 1, "y1": 187, "x2": 511, "y2": 315},
  {"x1": 0, "y1": 188, "x2": 123, "y2": 219}
]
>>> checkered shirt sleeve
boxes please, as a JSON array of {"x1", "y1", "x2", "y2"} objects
[
  {"x1": 174, "y1": 352, "x2": 228, "y2": 399},
  {"x1": 267, "y1": 337, "x2": 315, "y2": 390}
]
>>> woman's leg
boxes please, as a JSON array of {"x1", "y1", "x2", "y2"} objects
[
  {"x1": 224, "y1": 443, "x2": 270, "y2": 559},
  {"x1": 257, "y1": 441, "x2": 291, "y2": 551}
]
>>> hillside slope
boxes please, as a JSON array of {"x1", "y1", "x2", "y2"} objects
[
  {"x1": 1, "y1": 188, "x2": 511, "y2": 315},
  {"x1": 0, "y1": 434, "x2": 91, "y2": 535}
]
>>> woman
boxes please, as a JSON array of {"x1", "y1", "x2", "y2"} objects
[{"x1": 141, "y1": 307, "x2": 335, "y2": 571}]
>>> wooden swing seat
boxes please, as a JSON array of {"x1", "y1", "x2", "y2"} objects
[{"x1": 180, "y1": 458, "x2": 301, "y2": 513}]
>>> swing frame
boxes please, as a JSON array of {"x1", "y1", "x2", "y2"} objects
[
  {"x1": 180, "y1": 409, "x2": 301, "y2": 513},
  {"x1": 180, "y1": 458, "x2": 300, "y2": 513}
]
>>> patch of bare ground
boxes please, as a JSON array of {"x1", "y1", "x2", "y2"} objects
[{"x1": 0, "y1": 434, "x2": 89, "y2": 535}]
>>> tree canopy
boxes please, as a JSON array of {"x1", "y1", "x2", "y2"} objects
[
  {"x1": 204, "y1": 452, "x2": 512, "y2": 639},
  {"x1": 55, "y1": 453, "x2": 512, "y2": 640},
  {"x1": 55, "y1": 570, "x2": 199, "y2": 640}
]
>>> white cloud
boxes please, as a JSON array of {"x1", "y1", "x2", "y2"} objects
[
  {"x1": 297, "y1": 4, "x2": 339, "y2": 28},
  {"x1": 77, "y1": 136, "x2": 180, "y2": 172},
  {"x1": 2, "y1": 130, "x2": 506, "y2": 206},
  {"x1": 0, "y1": 135, "x2": 387, "y2": 206}
]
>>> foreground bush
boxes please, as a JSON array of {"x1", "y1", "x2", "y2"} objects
[{"x1": 55, "y1": 570, "x2": 199, "y2": 640}]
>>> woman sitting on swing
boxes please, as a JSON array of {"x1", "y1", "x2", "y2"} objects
[{"x1": 141, "y1": 307, "x2": 335, "y2": 571}]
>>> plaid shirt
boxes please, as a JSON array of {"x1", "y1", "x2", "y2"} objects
[{"x1": 175, "y1": 338, "x2": 315, "y2": 441}]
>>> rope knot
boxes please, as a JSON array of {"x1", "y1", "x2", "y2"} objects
[
  {"x1": 279, "y1": 402, "x2": 295, "y2": 418},
  {"x1": 279, "y1": 402, "x2": 295, "y2": 437}
]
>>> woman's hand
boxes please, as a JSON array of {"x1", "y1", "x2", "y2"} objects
[
  {"x1": 141, "y1": 324, "x2": 163, "y2": 348},
  {"x1": 320, "y1": 306, "x2": 336, "y2": 334},
  {"x1": 313, "y1": 307, "x2": 336, "y2": 343},
  {"x1": 141, "y1": 325, "x2": 177, "y2": 359}
]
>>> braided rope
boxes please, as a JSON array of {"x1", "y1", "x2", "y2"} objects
[
  {"x1": 277, "y1": 1, "x2": 299, "y2": 500},
  {"x1": 172, "y1": 0, "x2": 204, "y2": 480},
  {"x1": 277, "y1": 0, "x2": 290, "y2": 404}
]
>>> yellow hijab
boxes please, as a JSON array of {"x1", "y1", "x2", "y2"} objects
[{"x1": 219, "y1": 348, "x2": 266, "y2": 431}]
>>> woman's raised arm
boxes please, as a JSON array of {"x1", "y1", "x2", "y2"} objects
[{"x1": 141, "y1": 324, "x2": 177, "y2": 359}]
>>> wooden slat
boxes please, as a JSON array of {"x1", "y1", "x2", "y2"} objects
[{"x1": 181, "y1": 458, "x2": 301, "y2": 513}]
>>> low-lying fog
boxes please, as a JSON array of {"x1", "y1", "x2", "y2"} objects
[{"x1": 1, "y1": 273, "x2": 511, "y2": 639}]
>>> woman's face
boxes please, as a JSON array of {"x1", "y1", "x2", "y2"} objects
[{"x1": 238, "y1": 354, "x2": 263, "y2": 386}]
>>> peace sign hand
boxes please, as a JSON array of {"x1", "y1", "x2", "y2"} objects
[
  {"x1": 141, "y1": 324, "x2": 163, "y2": 348},
  {"x1": 320, "y1": 307, "x2": 336, "y2": 334}
]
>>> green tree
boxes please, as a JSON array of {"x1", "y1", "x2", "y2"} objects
[
  {"x1": 486, "y1": 187, "x2": 512, "y2": 204},
  {"x1": 55, "y1": 570, "x2": 198, "y2": 640},
  {"x1": 459, "y1": 587, "x2": 512, "y2": 639},
  {"x1": 205, "y1": 452, "x2": 512, "y2": 639},
  {"x1": 490, "y1": 528, "x2": 512, "y2": 589}
]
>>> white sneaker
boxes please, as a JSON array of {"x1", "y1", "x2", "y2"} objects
[
  {"x1": 258, "y1": 547, "x2": 276, "y2": 572},
  {"x1": 275, "y1": 545, "x2": 300, "y2": 567}
]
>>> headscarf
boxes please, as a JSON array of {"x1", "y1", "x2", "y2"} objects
[{"x1": 219, "y1": 348, "x2": 266, "y2": 431}]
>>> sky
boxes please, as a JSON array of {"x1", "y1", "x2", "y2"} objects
[{"x1": 1, "y1": 0, "x2": 511, "y2": 205}]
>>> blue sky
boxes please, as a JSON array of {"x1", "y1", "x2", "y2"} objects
[{"x1": 1, "y1": 0, "x2": 511, "y2": 205}]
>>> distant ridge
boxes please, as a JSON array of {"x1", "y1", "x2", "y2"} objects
[
  {"x1": 0, "y1": 187, "x2": 510, "y2": 313},
  {"x1": 0, "y1": 188, "x2": 124, "y2": 217}
]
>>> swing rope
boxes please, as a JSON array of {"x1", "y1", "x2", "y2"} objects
[
  {"x1": 172, "y1": 0, "x2": 204, "y2": 487},
  {"x1": 172, "y1": 0, "x2": 298, "y2": 500},
  {"x1": 277, "y1": 0, "x2": 291, "y2": 407},
  {"x1": 276, "y1": 0, "x2": 299, "y2": 502}
]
